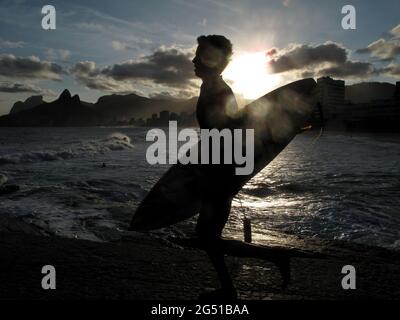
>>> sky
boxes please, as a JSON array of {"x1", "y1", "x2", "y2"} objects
[{"x1": 0, "y1": 0, "x2": 399, "y2": 115}]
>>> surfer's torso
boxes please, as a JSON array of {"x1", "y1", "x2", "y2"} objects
[
  {"x1": 195, "y1": 75, "x2": 240, "y2": 197},
  {"x1": 196, "y1": 75, "x2": 238, "y2": 130}
]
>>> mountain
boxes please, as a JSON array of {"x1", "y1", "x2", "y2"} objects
[
  {"x1": 0, "y1": 90, "x2": 101, "y2": 126},
  {"x1": 0, "y1": 90, "x2": 197, "y2": 127},
  {"x1": 95, "y1": 93, "x2": 197, "y2": 123},
  {"x1": 345, "y1": 82, "x2": 396, "y2": 104},
  {"x1": 10, "y1": 95, "x2": 45, "y2": 114}
]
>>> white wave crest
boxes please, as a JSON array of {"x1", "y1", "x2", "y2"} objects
[
  {"x1": 0, "y1": 132, "x2": 133, "y2": 165},
  {"x1": 0, "y1": 173, "x2": 8, "y2": 185},
  {"x1": 79, "y1": 132, "x2": 133, "y2": 153}
]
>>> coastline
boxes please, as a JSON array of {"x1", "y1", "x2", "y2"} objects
[{"x1": 1, "y1": 216, "x2": 399, "y2": 300}]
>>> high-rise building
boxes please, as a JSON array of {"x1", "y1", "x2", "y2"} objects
[
  {"x1": 316, "y1": 77, "x2": 345, "y2": 114},
  {"x1": 395, "y1": 81, "x2": 400, "y2": 100},
  {"x1": 159, "y1": 110, "x2": 169, "y2": 122}
]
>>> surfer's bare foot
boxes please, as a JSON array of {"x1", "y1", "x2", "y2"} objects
[{"x1": 198, "y1": 288, "x2": 238, "y2": 301}]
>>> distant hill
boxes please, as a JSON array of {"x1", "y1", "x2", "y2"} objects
[
  {"x1": 0, "y1": 89, "x2": 197, "y2": 127},
  {"x1": 95, "y1": 93, "x2": 197, "y2": 123},
  {"x1": 345, "y1": 82, "x2": 396, "y2": 104},
  {"x1": 0, "y1": 90, "x2": 102, "y2": 126},
  {"x1": 10, "y1": 95, "x2": 45, "y2": 114}
]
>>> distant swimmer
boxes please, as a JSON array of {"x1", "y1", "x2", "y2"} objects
[{"x1": 101, "y1": 162, "x2": 106, "y2": 168}]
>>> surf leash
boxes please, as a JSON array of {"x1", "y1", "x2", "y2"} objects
[{"x1": 235, "y1": 102, "x2": 325, "y2": 242}]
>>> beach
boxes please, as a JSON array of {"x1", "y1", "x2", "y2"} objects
[
  {"x1": 1, "y1": 215, "x2": 399, "y2": 300},
  {"x1": 1, "y1": 127, "x2": 400, "y2": 300}
]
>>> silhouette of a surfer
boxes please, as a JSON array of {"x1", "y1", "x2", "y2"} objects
[{"x1": 192, "y1": 35, "x2": 290, "y2": 300}]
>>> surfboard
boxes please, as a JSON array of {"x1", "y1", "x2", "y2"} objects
[{"x1": 130, "y1": 78, "x2": 317, "y2": 231}]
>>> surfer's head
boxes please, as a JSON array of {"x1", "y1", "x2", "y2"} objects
[{"x1": 193, "y1": 35, "x2": 233, "y2": 79}]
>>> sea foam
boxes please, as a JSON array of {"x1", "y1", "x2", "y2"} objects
[{"x1": 0, "y1": 133, "x2": 134, "y2": 165}]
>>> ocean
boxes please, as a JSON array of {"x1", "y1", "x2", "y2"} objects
[{"x1": 1, "y1": 127, "x2": 399, "y2": 251}]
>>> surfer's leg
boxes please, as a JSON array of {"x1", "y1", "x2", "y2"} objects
[
  {"x1": 220, "y1": 239, "x2": 291, "y2": 289},
  {"x1": 196, "y1": 196, "x2": 237, "y2": 298}
]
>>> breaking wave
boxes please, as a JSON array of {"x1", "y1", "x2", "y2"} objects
[
  {"x1": 0, "y1": 133, "x2": 133, "y2": 165},
  {"x1": 0, "y1": 173, "x2": 8, "y2": 185}
]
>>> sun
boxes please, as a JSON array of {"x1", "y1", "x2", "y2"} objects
[{"x1": 222, "y1": 51, "x2": 282, "y2": 101}]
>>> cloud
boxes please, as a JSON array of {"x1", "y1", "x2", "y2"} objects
[
  {"x1": 0, "y1": 81, "x2": 56, "y2": 95},
  {"x1": 379, "y1": 63, "x2": 400, "y2": 76},
  {"x1": 356, "y1": 24, "x2": 400, "y2": 61},
  {"x1": 0, "y1": 39, "x2": 25, "y2": 49},
  {"x1": 198, "y1": 18, "x2": 207, "y2": 27},
  {"x1": 0, "y1": 54, "x2": 63, "y2": 80},
  {"x1": 149, "y1": 89, "x2": 196, "y2": 100},
  {"x1": 315, "y1": 61, "x2": 375, "y2": 78},
  {"x1": 69, "y1": 60, "x2": 135, "y2": 93},
  {"x1": 268, "y1": 42, "x2": 347, "y2": 73},
  {"x1": 101, "y1": 47, "x2": 196, "y2": 87},
  {"x1": 71, "y1": 47, "x2": 197, "y2": 93},
  {"x1": 111, "y1": 41, "x2": 135, "y2": 51},
  {"x1": 268, "y1": 42, "x2": 377, "y2": 79},
  {"x1": 356, "y1": 38, "x2": 400, "y2": 61},
  {"x1": 111, "y1": 39, "x2": 152, "y2": 51},
  {"x1": 45, "y1": 49, "x2": 71, "y2": 61},
  {"x1": 76, "y1": 22, "x2": 105, "y2": 32},
  {"x1": 391, "y1": 24, "x2": 400, "y2": 38}
]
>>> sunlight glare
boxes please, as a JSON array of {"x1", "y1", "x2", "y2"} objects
[{"x1": 223, "y1": 52, "x2": 282, "y2": 100}]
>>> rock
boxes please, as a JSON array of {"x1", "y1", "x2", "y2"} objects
[
  {"x1": 72, "y1": 94, "x2": 81, "y2": 104},
  {"x1": 10, "y1": 95, "x2": 44, "y2": 114},
  {"x1": 58, "y1": 89, "x2": 72, "y2": 102}
]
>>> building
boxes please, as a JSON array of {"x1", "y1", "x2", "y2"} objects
[
  {"x1": 159, "y1": 110, "x2": 169, "y2": 122},
  {"x1": 316, "y1": 76, "x2": 345, "y2": 116}
]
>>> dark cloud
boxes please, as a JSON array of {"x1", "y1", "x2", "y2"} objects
[
  {"x1": 70, "y1": 61, "x2": 134, "y2": 92},
  {"x1": 316, "y1": 61, "x2": 375, "y2": 78},
  {"x1": 70, "y1": 47, "x2": 197, "y2": 94},
  {"x1": 268, "y1": 42, "x2": 347, "y2": 73},
  {"x1": 266, "y1": 48, "x2": 277, "y2": 56},
  {"x1": 0, "y1": 54, "x2": 63, "y2": 80},
  {"x1": 0, "y1": 81, "x2": 55, "y2": 95},
  {"x1": 356, "y1": 38, "x2": 400, "y2": 61},
  {"x1": 268, "y1": 42, "x2": 379, "y2": 79},
  {"x1": 101, "y1": 47, "x2": 195, "y2": 87},
  {"x1": 356, "y1": 24, "x2": 400, "y2": 61}
]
